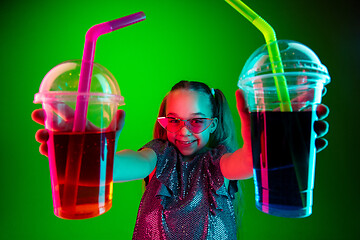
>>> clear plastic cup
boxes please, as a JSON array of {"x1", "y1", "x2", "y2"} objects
[
  {"x1": 34, "y1": 60, "x2": 124, "y2": 219},
  {"x1": 238, "y1": 40, "x2": 330, "y2": 218}
]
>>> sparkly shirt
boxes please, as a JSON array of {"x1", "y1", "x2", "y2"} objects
[{"x1": 132, "y1": 139, "x2": 238, "y2": 240}]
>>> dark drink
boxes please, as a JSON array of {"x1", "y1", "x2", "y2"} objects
[
  {"x1": 250, "y1": 111, "x2": 317, "y2": 218},
  {"x1": 47, "y1": 130, "x2": 116, "y2": 219}
]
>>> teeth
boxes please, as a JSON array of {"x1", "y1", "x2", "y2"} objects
[{"x1": 178, "y1": 140, "x2": 195, "y2": 144}]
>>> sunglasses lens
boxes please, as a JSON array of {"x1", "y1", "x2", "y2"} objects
[
  {"x1": 167, "y1": 118, "x2": 182, "y2": 132},
  {"x1": 188, "y1": 119, "x2": 212, "y2": 133},
  {"x1": 157, "y1": 117, "x2": 182, "y2": 133},
  {"x1": 157, "y1": 117, "x2": 168, "y2": 128},
  {"x1": 157, "y1": 117, "x2": 213, "y2": 133}
]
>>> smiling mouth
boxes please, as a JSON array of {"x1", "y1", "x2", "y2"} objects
[{"x1": 176, "y1": 139, "x2": 197, "y2": 145}]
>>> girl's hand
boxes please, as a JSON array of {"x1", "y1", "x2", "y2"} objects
[
  {"x1": 31, "y1": 108, "x2": 126, "y2": 157},
  {"x1": 32, "y1": 109, "x2": 49, "y2": 156},
  {"x1": 235, "y1": 89, "x2": 329, "y2": 153}
]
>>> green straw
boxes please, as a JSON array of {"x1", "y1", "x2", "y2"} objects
[
  {"x1": 225, "y1": 0, "x2": 292, "y2": 112},
  {"x1": 225, "y1": 1, "x2": 309, "y2": 211}
]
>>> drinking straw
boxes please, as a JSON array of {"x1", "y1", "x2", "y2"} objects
[
  {"x1": 225, "y1": 0, "x2": 292, "y2": 112},
  {"x1": 74, "y1": 11, "x2": 146, "y2": 132},
  {"x1": 63, "y1": 12, "x2": 146, "y2": 212},
  {"x1": 225, "y1": 1, "x2": 308, "y2": 213}
]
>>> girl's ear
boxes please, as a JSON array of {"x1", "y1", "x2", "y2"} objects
[{"x1": 210, "y1": 117, "x2": 218, "y2": 133}]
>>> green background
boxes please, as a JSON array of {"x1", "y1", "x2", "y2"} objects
[{"x1": 1, "y1": 0, "x2": 358, "y2": 239}]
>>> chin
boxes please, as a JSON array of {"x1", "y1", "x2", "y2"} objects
[{"x1": 179, "y1": 149, "x2": 196, "y2": 157}]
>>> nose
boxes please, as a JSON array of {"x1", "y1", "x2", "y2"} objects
[{"x1": 178, "y1": 124, "x2": 192, "y2": 136}]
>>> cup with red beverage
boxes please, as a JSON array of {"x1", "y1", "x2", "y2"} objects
[
  {"x1": 34, "y1": 60, "x2": 124, "y2": 219},
  {"x1": 238, "y1": 40, "x2": 330, "y2": 218}
]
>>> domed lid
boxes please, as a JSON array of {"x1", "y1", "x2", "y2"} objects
[
  {"x1": 238, "y1": 40, "x2": 330, "y2": 86},
  {"x1": 34, "y1": 59, "x2": 124, "y2": 104}
]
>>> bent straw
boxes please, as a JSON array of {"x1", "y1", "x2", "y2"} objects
[
  {"x1": 225, "y1": 0, "x2": 292, "y2": 112},
  {"x1": 63, "y1": 12, "x2": 146, "y2": 212},
  {"x1": 225, "y1": 1, "x2": 308, "y2": 211},
  {"x1": 74, "y1": 11, "x2": 146, "y2": 132}
]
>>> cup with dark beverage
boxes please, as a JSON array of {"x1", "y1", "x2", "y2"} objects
[{"x1": 238, "y1": 40, "x2": 330, "y2": 218}]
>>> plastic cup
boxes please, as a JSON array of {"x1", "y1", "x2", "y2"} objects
[
  {"x1": 34, "y1": 60, "x2": 124, "y2": 219},
  {"x1": 238, "y1": 40, "x2": 330, "y2": 218}
]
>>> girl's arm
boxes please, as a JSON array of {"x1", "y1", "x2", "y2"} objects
[
  {"x1": 220, "y1": 147, "x2": 253, "y2": 180},
  {"x1": 111, "y1": 109, "x2": 157, "y2": 182},
  {"x1": 220, "y1": 89, "x2": 253, "y2": 180},
  {"x1": 113, "y1": 148, "x2": 157, "y2": 182}
]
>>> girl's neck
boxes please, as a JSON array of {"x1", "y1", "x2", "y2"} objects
[{"x1": 182, "y1": 146, "x2": 210, "y2": 162}]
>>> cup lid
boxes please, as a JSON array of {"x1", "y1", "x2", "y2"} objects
[
  {"x1": 238, "y1": 40, "x2": 330, "y2": 86},
  {"x1": 34, "y1": 59, "x2": 124, "y2": 104}
]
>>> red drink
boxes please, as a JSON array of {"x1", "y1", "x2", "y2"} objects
[{"x1": 47, "y1": 130, "x2": 116, "y2": 219}]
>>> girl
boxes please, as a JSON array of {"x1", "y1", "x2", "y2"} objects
[{"x1": 32, "y1": 80, "x2": 329, "y2": 239}]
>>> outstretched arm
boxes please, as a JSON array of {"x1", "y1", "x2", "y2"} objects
[
  {"x1": 113, "y1": 148, "x2": 157, "y2": 182},
  {"x1": 110, "y1": 109, "x2": 157, "y2": 182},
  {"x1": 112, "y1": 110, "x2": 157, "y2": 182},
  {"x1": 220, "y1": 90, "x2": 253, "y2": 180},
  {"x1": 32, "y1": 108, "x2": 157, "y2": 182}
]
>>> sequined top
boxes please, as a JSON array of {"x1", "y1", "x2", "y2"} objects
[{"x1": 132, "y1": 139, "x2": 238, "y2": 240}]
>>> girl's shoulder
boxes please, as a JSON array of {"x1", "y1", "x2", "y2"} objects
[
  {"x1": 141, "y1": 138, "x2": 167, "y2": 149},
  {"x1": 139, "y1": 139, "x2": 175, "y2": 160}
]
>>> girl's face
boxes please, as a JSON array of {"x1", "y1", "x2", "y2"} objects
[{"x1": 165, "y1": 89, "x2": 218, "y2": 158}]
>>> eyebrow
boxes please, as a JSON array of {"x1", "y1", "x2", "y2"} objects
[{"x1": 166, "y1": 112, "x2": 207, "y2": 117}]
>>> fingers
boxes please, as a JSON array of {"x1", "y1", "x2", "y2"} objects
[
  {"x1": 107, "y1": 109, "x2": 126, "y2": 133},
  {"x1": 32, "y1": 109, "x2": 46, "y2": 125},
  {"x1": 314, "y1": 103, "x2": 329, "y2": 151},
  {"x1": 314, "y1": 120, "x2": 329, "y2": 138},
  {"x1": 291, "y1": 88, "x2": 315, "y2": 104},
  {"x1": 48, "y1": 102, "x2": 75, "y2": 121},
  {"x1": 314, "y1": 108, "x2": 329, "y2": 151},
  {"x1": 314, "y1": 104, "x2": 329, "y2": 152},
  {"x1": 32, "y1": 108, "x2": 73, "y2": 131},
  {"x1": 33, "y1": 109, "x2": 71, "y2": 131},
  {"x1": 35, "y1": 129, "x2": 49, "y2": 143},
  {"x1": 116, "y1": 109, "x2": 126, "y2": 132},
  {"x1": 235, "y1": 90, "x2": 251, "y2": 148},
  {"x1": 45, "y1": 112, "x2": 73, "y2": 131},
  {"x1": 316, "y1": 104, "x2": 329, "y2": 120},
  {"x1": 315, "y1": 138, "x2": 328, "y2": 153},
  {"x1": 33, "y1": 110, "x2": 49, "y2": 157},
  {"x1": 235, "y1": 90, "x2": 250, "y2": 126},
  {"x1": 39, "y1": 143, "x2": 49, "y2": 157},
  {"x1": 114, "y1": 109, "x2": 125, "y2": 149},
  {"x1": 35, "y1": 129, "x2": 49, "y2": 157},
  {"x1": 235, "y1": 89, "x2": 248, "y2": 114}
]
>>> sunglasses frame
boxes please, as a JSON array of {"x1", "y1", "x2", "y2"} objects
[{"x1": 157, "y1": 116, "x2": 214, "y2": 134}]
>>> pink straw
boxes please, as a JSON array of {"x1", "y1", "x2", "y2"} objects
[
  {"x1": 62, "y1": 12, "x2": 146, "y2": 213},
  {"x1": 73, "y1": 12, "x2": 146, "y2": 132}
]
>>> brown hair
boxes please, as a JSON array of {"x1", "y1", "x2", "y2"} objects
[{"x1": 153, "y1": 80, "x2": 238, "y2": 152}]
